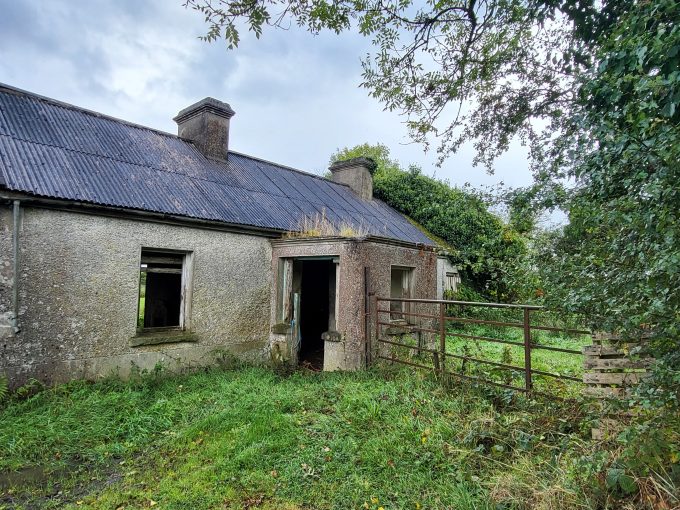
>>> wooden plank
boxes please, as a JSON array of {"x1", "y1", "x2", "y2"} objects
[
  {"x1": 141, "y1": 255, "x2": 183, "y2": 265},
  {"x1": 181, "y1": 252, "x2": 194, "y2": 331},
  {"x1": 143, "y1": 267, "x2": 182, "y2": 274},
  {"x1": 584, "y1": 386, "x2": 626, "y2": 398},
  {"x1": 592, "y1": 331, "x2": 652, "y2": 342},
  {"x1": 583, "y1": 344, "x2": 626, "y2": 356},
  {"x1": 583, "y1": 372, "x2": 646, "y2": 385},
  {"x1": 592, "y1": 332, "x2": 621, "y2": 342},
  {"x1": 584, "y1": 357, "x2": 652, "y2": 370}
]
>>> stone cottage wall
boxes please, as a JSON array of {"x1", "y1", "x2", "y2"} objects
[
  {"x1": 362, "y1": 241, "x2": 438, "y2": 363},
  {"x1": 0, "y1": 206, "x2": 272, "y2": 387}
]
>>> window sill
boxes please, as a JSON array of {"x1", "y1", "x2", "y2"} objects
[{"x1": 130, "y1": 329, "x2": 198, "y2": 347}]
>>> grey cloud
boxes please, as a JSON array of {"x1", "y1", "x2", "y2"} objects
[{"x1": 0, "y1": 0, "x2": 536, "y2": 193}]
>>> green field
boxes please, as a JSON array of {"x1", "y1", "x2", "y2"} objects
[
  {"x1": 445, "y1": 326, "x2": 590, "y2": 397},
  {"x1": 137, "y1": 296, "x2": 145, "y2": 327},
  {"x1": 0, "y1": 365, "x2": 599, "y2": 510},
  {"x1": 385, "y1": 330, "x2": 589, "y2": 397}
]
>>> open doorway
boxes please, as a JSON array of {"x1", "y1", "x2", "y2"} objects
[{"x1": 298, "y1": 259, "x2": 336, "y2": 369}]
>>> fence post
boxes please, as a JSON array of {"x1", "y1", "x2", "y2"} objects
[
  {"x1": 374, "y1": 295, "x2": 379, "y2": 349},
  {"x1": 523, "y1": 307, "x2": 532, "y2": 392},
  {"x1": 364, "y1": 267, "x2": 371, "y2": 366},
  {"x1": 439, "y1": 302, "x2": 446, "y2": 374}
]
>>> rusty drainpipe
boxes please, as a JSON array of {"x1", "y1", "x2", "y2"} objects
[{"x1": 11, "y1": 200, "x2": 20, "y2": 333}]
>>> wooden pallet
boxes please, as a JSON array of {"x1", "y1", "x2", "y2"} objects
[{"x1": 583, "y1": 333, "x2": 653, "y2": 439}]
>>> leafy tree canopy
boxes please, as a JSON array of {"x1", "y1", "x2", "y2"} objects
[
  {"x1": 185, "y1": 0, "x2": 626, "y2": 170},
  {"x1": 539, "y1": 0, "x2": 680, "y2": 344}
]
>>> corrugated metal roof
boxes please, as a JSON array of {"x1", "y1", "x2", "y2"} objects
[{"x1": 0, "y1": 84, "x2": 433, "y2": 245}]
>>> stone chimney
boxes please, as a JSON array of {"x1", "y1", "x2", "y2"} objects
[
  {"x1": 173, "y1": 98, "x2": 235, "y2": 161},
  {"x1": 329, "y1": 157, "x2": 376, "y2": 200}
]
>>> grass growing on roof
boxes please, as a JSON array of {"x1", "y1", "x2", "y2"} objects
[
  {"x1": 284, "y1": 210, "x2": 370, "y2": 239},
  {"x1": 0, "y1": 365, "x2": 597, "y2": 509}
]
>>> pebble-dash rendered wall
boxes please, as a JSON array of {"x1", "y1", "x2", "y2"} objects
[
  {"x1": 0, "y1": 207, "x2": 13, "y2": 342},
  {"x1": 0, "y1": 206, "x2": 272, "y2": 387}
]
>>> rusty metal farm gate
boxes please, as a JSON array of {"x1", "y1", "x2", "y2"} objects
[{"x1": 371, "y1": 297, "x2": 591, "y2": 398}]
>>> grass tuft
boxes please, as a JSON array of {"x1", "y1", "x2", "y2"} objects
[{"x1": 285, "y1": 210, "x2": 370, "y2": 239}]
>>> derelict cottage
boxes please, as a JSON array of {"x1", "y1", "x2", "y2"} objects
[{"x1": 0, "y1": 83, "x2": 457, "y2": 387}]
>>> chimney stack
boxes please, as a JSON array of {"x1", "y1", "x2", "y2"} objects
[
  {"x1": 329, "y1": 157, "x2": 376, "y2": 201},
  {"x1": 174, "y1": 98, "x2": 235, "y2": 161}
]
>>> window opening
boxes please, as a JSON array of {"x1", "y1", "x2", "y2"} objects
[
  {"x1": 138, "y1": 250, "x2": 186, "y2": 330},
  {"x1": 390, "y1": 266, "x2": 413, "y2": 321},
  {"x1": 445, "y1": 271, "x2": 461, "y2": 293}
]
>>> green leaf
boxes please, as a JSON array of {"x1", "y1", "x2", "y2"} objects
[{"x1": 617, "y1": 473, "x2": 638, "y2": 494}]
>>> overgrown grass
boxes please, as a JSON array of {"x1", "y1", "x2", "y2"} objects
[
  {"x1": 445, "y1": 326, "x2": 591, "y2": 398},
  {"x1": 385, "y1": 328, "x2": 589, "y2": 399},
  {"x1": 284, "y1": 210, "x2": 370, "y2": 239},
  {"x1": 0, "y1": 365, "x2": 606, "y2": 509}
]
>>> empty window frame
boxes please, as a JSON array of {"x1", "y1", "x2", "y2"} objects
[
  {"x1": 445, "y1": 271, "x2": 461, "y2": 293},
  {"x1": 137, "y1": 249, "x2": 192, "y2": 331},
  {"x1": 390, "y1": 266, "x2": 413, "y2": 321}
]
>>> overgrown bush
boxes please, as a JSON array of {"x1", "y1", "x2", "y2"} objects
[{"x1": 331, "y1": 144, "x2": 528, "y2": 301}]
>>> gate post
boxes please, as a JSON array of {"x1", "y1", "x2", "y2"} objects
[
  {"x1": 523, "y1": 307, "x2": 532, "y2": 392},
  {"x1": 439, "y1": 302, "x2": 446, "y2": 373}
]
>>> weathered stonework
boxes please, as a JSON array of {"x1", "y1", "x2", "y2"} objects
[
  {"x1": 0, "y1": 206, "x2": 272, "y2": 387},
  {"x1": 173, "y1": 97, "x2": 235, "y2": 161},
  {"x1": 329, "y1": 158, "x2": 375, "y2": 201}
]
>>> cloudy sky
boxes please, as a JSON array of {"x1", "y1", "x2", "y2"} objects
[{"x1": 0, "y1": 0, "x2": 533, "y2": 192}]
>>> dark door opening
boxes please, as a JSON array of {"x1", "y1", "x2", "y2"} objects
[{"x1": 299, "y1": 259, "x2": 335, "y2": 369}]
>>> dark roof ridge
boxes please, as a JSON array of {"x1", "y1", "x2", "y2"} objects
[
  {"x1": 0, "y1": 82, "x2": 181, "y2": 141},
  {"x1": 0, "y1": 82, "x2": 350, "y2": 192}
]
